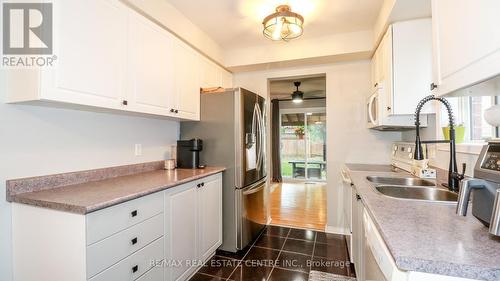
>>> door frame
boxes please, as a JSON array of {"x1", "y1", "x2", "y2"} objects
[{"x1": 279, "y1": 107, "x2": 326, "y2": 182}]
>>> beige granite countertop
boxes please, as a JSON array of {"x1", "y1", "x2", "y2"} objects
[
  {"x1": 9, "y1": 167, "x2": 225, "y2": 214},
  {"x1": 345, "y1": 163, "x2": 500, "y2": 280}
]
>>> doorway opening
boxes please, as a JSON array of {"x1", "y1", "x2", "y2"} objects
[
  {"x1": 280, "y1": 108, "x2": 326, "y2": 181},
  {"x1": 269, "y1": 74, "x2": 327, "y2": 231}
]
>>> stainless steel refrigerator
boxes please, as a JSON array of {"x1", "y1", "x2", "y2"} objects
[{"x1": 180, "y1": 88, "x2": 268, "y2": 252}]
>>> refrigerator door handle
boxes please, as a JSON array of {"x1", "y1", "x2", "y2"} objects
[
  {"x1": 255, "y1": 103, "x2": 265, "y2": 171},
  {"x1": 243, "y1": 182, "x2": 265, "y2": 195}
]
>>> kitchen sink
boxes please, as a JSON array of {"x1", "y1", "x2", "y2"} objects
[
  {"x1": 375, "y1": 185, "x2": 458, "y2": 202},
  {"x1": 366, "y1": 176, "x2": 435, "y2": 186}
]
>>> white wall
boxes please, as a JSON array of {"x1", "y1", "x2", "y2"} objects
[
  {"x1": 0, "y1": 101, "x2": 179, "y2": 281},
  {"x1": 234, "y1": 61, "x2": 401, "y2": 232},
  {"x1": 225, "y1": 30, "x2": 373, "y2": 69}
]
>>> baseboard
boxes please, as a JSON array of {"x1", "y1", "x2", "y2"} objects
[{"x1": 324, "y1": 225, "x2": 348, "y2": 235}]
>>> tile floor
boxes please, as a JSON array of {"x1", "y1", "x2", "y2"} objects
[{"x1": 189, "y1": 225, "x2": 355, "y2": 281}]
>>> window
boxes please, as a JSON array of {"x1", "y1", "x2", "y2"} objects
[{"x1": 439, "y1": 96, "x2": 499, "y2": 142}]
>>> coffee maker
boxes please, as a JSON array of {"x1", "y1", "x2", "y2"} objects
[{"x1": 176, "y1": 139, "x2": 203, "y2": 169}]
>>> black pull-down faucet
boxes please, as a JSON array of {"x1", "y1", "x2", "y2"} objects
[{"x1": 414, "y1": 95, "x2": 463, "y2": 192}]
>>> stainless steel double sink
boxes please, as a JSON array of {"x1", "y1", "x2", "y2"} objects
[{"x1": 366, "y1": 176, "x2": 458, "y2": 203}]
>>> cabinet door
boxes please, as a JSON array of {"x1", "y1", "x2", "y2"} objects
[
  {"x1": 41, "y1": 0, "x2": 127, "y2": 109},
  {"x1": 198, "y1": 176, "x2": 223, "y2": 262},
  {"x1": 370, "y1": 52, "x2": 376, "y2": 89},
  {"x1": 127, "y1": 11, "x2": 176, "y2": 116},
  {"x1": 200, "y1": 58, "x2": 220, "y2": 88},
  {"x1": 173, "y1": 40, "x2": 200, "y2": 120},
  {"x1": 166, "y1": 185, "x2": 198, "y2": 281},
  {"x1": 351, "y1": 190, "x2": 359, "y2": 267},
  {"x1": 391, "y1": 19, "x2": 433, "y2": 115},
  {"x1": 432, "y1": 0, "x2": 500, "y2": 96},
  {"x1": 380, "y1": 28, "x2": 393, "y2": 117}
]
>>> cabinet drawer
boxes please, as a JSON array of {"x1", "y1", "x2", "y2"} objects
[
  {"x1": 87, "y1": 213, "x2": 164, "y2": 277},
  {"x1": 86, "y1": 192, "x2": 163, "y2": 245},
  {"x1": 89, "y1": 237, "x2": 164, "y2": 281},
  {"x1": 135, "y1": 267, "x2": 164, "y2": 281}
]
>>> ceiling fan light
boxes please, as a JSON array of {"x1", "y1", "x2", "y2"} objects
[{"x1": 292, "y1": 91, "x2": 303, "y2": 103}]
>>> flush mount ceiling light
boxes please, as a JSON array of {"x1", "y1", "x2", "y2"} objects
[
  {"x1": 263, "y1": 5, "x2": 304, "y2": 42},
  {"x1": 291, "y1": 81, "x2": 304, "y2": 103}
]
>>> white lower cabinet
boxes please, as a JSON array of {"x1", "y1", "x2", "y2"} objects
[
  {"x1": 351, "y1": 189, "x2": 478, "y2": 281},
  {"x1": 198, "y1": 176, "x2": 223, "y2": 261},
  {"x1": 351, "y1": 188, "x2": 365, "y2": 281},
  {"x1": 166, "y1": 184, "x2": 198, "y2": 281},
  {"x1": 11, "y1": 172, "x2": 223, "y2": 281},
  {"x1": 165, "y1": 173, "x2": 223, "y2": 281}
]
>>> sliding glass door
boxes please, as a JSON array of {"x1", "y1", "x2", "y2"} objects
[{"x1": 280, "y1": 109, "x2": 326, "y2": 181}]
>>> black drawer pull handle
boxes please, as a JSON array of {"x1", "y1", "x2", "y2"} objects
[
  {"x1": 131, "y1": 210, "x2": 138, "y2": 217},
  {"x1": 131, "y1": 237, "x2": 138, "y2": 245},
  {"x1": 132, "y1": 265, "x2": 139, "y2": 273}
]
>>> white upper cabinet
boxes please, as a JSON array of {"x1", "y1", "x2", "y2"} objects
[
  {"x1": 200, "y1": 57, "x2": 233, "y2": 89},
  {"x1": 173, "y1": 40, "x2": 201, "y2": 121},
  {"x1": 200, "y1": 57, "x2": 220, "y2": 88},
  {"x1": 3, "y1": 0, "x2": 229, "y2": 121},
  {"x1": 40, "y1": 0, "x2": 127, "y2": 109},
  {"x1": 431, "y1": 0, "x2": 500, "y2": 97},
  {"x1": 371, "y1": 18, "x2": 433, "y2": 116},
  {"x1": 127, "y1": 10, "x2": 176, "y2": 116},
  {"x1": 391, "y1": 19, "x2": 433, "y2": 114}
]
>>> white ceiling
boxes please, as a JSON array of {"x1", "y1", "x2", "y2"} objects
[
  {"x1": 270, "y1": 76, "x2": 326, "y2": 99},
  {"x1": 165, "y1": 0, "x2": 384, "y2": 49}
]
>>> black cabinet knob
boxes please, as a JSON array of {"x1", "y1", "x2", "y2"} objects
[
  {"x1": 387, "y1": 106, "x2": 391, "y2": 111},
  {"x1": 170, "y1": 108, "x2": 175, "y2": 113},
  {"x1": 430, "y1": 83, "x2": 438, "y2": 90},
  {"x1": 131, "y1": 210, "x2": 138, "y2": 217},
  {"x1": 356, "y1": 194, "x2": 361, "y2": 201},
  {"x1": 122, "y1": 100, "x2": 128, "y2": 106},
  {"x1": 131, "y1": 237, "x2": 138, "y2": 245},
  {"x1": 174, "y1": 109, "x2": 179, "y2": 113},
  {"x1": 132, "y1": 265, "x2": 139, "y2": 273},
  {"x1": 201, "y1": 182, "x2": 205, "y2": 187}
]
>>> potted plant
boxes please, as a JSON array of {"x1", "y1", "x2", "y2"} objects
[
  {"x1": 294, "y1": 126, "x2": 305, "y2": 139},
  {"x1": 442, "y1": 123, "x2": 465, "y2": 143}
]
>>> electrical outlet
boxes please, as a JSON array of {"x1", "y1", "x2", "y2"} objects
[{"x1": 135, "y1": 144, "x2": 142, "y2": 156}]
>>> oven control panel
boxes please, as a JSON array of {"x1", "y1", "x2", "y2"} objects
[{"x1": 481, "y1": 144, "x2": 500, "y2": 171}]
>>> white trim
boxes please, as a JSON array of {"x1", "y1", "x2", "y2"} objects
[
  {"x1": 279, "y1": 107, "x2": 327, "y2": 114},
  {"x1": 325, "y1": 225, "x2": 348, "y2": 235}
]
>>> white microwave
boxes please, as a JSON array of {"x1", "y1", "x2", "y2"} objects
[{"x1": 366, "y1": 85, "x2": 427, "y2": 130}]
